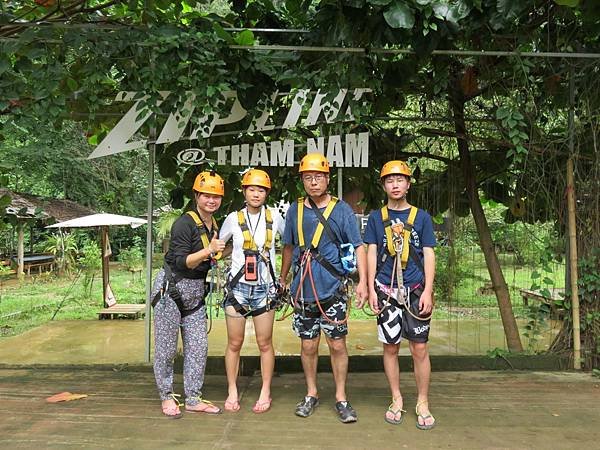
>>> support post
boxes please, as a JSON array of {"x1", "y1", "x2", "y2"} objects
[
  {"x1": 144, "y1": 129, "x2": 156, "y2": 363},
  {"x1": 101, "y1": 226, "x2": 110, "y2": 307},
  {"x1": 337, "y1": 167, "x2": 343, "y2": 199},
  {"x1": 567, "y1": 71, "x2": 581, "y2": 370},
  {"x1": 16, "y1": 221, "x2": 24, "y2": 278}
]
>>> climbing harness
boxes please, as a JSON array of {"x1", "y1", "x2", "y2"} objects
[
  {"x1": 186, "y1": 211, "x2": 222, "y2": 261},
  {"x1": 152, "y1": 211, "x2": 221, "y2": 330},
  {"x1": 364, "y1": 208, "x2": 433, "y2": 321},
  {"x1": 382, "y1": 205, "x2": 418, "y2": 269},
  {"x1": 223, "y1": 207, "x2": 286, "y2": 318},
  {"x1": 292, "y1": 196, "x2": 351, "y2": 326}
]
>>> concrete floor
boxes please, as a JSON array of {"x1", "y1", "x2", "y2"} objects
[
  {"x1": 0, "y1": 318, "x2": 558, "y2": 365},
  {"x1": 0, "y1": 368, "x2": 598, "y2": 449}
]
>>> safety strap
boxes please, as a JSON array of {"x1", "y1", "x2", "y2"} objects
[
  {"x1": 153, "y1": 263, "x2": 205, "y2": 318},
  {"x1": 225, "y1": 252, "x2": 279, "y2": 302},
  {"x1": 237, "y1": 207, "x2": 273, "y2": 252},
  {"x1": 297, "y1": 197, "x2": 338, "y2": 251},
  {"x1": 381, "y1": 205, "x2": 418, "y2": 269},
  {"x1": 228, "y1": 292, "x2": 278, "y2": 318},
  {"x1": 186, "y1": 211, "x2": 222, "y2": 260}
]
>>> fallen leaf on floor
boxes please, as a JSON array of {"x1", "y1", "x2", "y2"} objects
[
  {"x1": 355, "y1": 344, "x2": 366, "y2": 350},
  {"x1": 46, "y1": 392, "x2": 88, "y2": 403}
]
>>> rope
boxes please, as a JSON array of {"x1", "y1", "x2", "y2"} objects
[
  {"x1": 363, "y1": 225, "x2": 432, "y2": 321},
  {"x1": 292, "y1": 250, "x2": 350, "y2": 326}
]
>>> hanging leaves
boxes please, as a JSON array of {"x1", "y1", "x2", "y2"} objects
[{"x1": 383, "y1": 1, "x2": 415, "y2": 29}]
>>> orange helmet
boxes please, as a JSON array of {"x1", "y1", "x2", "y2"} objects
[
  {"x1": 242, "y1": 169, "x2": 271, "y2": 190},
  {"x1": 299, "y1": 153, "x2": 330, "y2": 173},
  {"x1": 192, "y1": 171, "x2": 224, "y2": 196},
  {"x1": 380, "y1": 160, "x2": 411, "y2": 180}
]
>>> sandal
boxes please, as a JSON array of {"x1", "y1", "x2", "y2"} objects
[
  {"x1": 252, "y1": 398, "x2": 272, "y2": 414},
  {"x1": 334, "y1": 400, "x2": 358, "y2": 424},
  {"x1": 384, "y1": 399, "x2": 405, "y2": 425},
  {"x1": 161, "y1": 393, "x2": 182, "y2": 419},
  {"x1": 415, "y1": 400, "x2": 436, "y2": 430},
  {"x1": 224, "y1": 397, "x2": 240, "y2": 412},
  {"x1": 185, "y1": 397, "x2": 222, "y2": 415},
  {"x1": 295, "y1": 395, "x2": 319, "y2": 418}
]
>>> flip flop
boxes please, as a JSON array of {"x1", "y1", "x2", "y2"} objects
[
  {"x1": 415, "y1": 401, "x2": 436, "y2": 430},
  {"x1": 224, "y1": 398, "x2": 240, "y2": 412},
  {"x1": 185, "y1": 398, "x2": 222, "y2": 415},
  {"x1": 161, "y1": 404, "x2": 182, "y2": 419},
  {"x1": 384, "y1": 401, "x2": 405, "y2": 425},
  {"x1": 161, "y1": 394, "x2": 182, "y2": 419},
  {"x1": 252, "y1": 398, "x2": 272, "y2": 414}
]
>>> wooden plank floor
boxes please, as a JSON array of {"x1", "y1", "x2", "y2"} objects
[
  {"x1": 0, "y1": 368, "x2": 599, "y2": 449},
  {"x1": 97, "y1": 304, "x2": 146, "y2": 320}
]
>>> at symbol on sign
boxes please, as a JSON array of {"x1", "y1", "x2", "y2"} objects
[{"x1": 177, "y1": 149, "x2": 206, "y2": 165}]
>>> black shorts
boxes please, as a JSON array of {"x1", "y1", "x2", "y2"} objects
[
  {"x1": 375, "y1": 283, "x2": 431, "y2": 344},
  {"x1": 292, "y1": 294, "x2": 348, "y2": 340}
]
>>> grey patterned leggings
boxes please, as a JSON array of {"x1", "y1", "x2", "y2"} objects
[{"x1": 152, "y1": 270, "x2": 208, "y2": 406}]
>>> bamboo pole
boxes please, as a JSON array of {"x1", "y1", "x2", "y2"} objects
[
  {"x1": 567, "y1": 70, "x2": 581, "y2": 370},
  {"x1": 567, "y1": 157, "x2": 581, "y2": 369}
]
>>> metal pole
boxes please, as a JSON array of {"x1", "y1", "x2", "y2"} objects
[
  {"x1": 229, "y1": 44, "x2": 600, "y2": 59},
  {"x1": 144, "y1": 129, "x2": 156, "y2": 363},
  {"x1": 567, "y1": 72, "x2": 581, "y2": 370},
  {"x1": 337, "y1": 167, "x2": 343, "y2": 199}
]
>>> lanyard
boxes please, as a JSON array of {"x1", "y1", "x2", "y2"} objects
[{"x1": 245, "y1": 207, "x2": 262, "y2": 245}]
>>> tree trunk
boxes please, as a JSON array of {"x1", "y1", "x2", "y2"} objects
[{"x1": 449, "y1": 82, "x2": 524, "y2": 352}]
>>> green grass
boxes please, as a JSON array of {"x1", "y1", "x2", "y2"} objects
[
  {"x1": 0, "y1": 250, "x2": 566, "y2": 337},
  {"x1": 0, "y1": 266, "x2": 147, "y2": 337}
]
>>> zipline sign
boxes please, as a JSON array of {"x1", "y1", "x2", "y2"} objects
[{"x1": 88, "y1": 89, "x2": 371, "y2": 168}]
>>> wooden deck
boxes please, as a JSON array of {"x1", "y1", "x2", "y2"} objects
[
  {"x1": 520, "y1": 287, "x2": 566, "y2": 317},
  {"x1": 0, "y1": 368, "x2": 599, "y2": 448},
  {"x1": 97, "y1": 304, "x2": 146, "y2": 320}
]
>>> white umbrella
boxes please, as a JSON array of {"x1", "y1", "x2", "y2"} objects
[
  {"x1": 46, "y1": 213, "x2": 146, "y2": 229},
  {"x1": 46, "y1": 213, "x2": 147, "y2": 306}
]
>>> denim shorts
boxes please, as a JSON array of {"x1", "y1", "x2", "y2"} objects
[{"x1": 223, "y1": 281, "x2": 274, "y2": 312}]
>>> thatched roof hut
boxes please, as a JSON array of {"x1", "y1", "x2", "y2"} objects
[
  {"x1": 0, "y1": 188, "x2": 94, "y2": 222},
  {"x1": 1, "y1": 188, "x2": 95, "y2": 275}
]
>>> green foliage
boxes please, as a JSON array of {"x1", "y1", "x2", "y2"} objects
[
  {"x1": 486, "y1": 347, "x2": 511, "y2": 359},
  {"x1": 119, "y1": 236, "x2": 144, "y2": 271},
  {"x1": 434, "y1": 244, "x2": 476, "y2": 300},
  {"x1": 495, "y1": 106, "x2": 529, "y2": 163},
  {"x1": 78, "y1": 240, "x2": 101, "y2": 298},
  {"x1": 156, "y1": 208, "x2": 182, "y2": 239},
  {"x1": 42, "y1": 232, "x2": 78, "y2": 276},
  {"x1": 383, "y1": 2, "x2": 415, "y2": 29},
  {"x1": 577, "y1": 250, "x2": 600, "y2": 337}
]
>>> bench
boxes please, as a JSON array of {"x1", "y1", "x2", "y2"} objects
[
  {"x1": 24, "y1": 261, "x2": 54, "y2": 275},
  {"x1": 97, "y1": 304, "x2": 146, "y2": 320},
  {"x1": 520, "y1": 288, "x2": 566, "y2": 317}
]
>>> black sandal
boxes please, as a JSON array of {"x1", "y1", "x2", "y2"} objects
[
  {"x1": 335, "y1": 400, "x2": 358, "y2": 423},
  {"x1": 295, "y1": 395, "x2": 319, "y2": 418}
]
